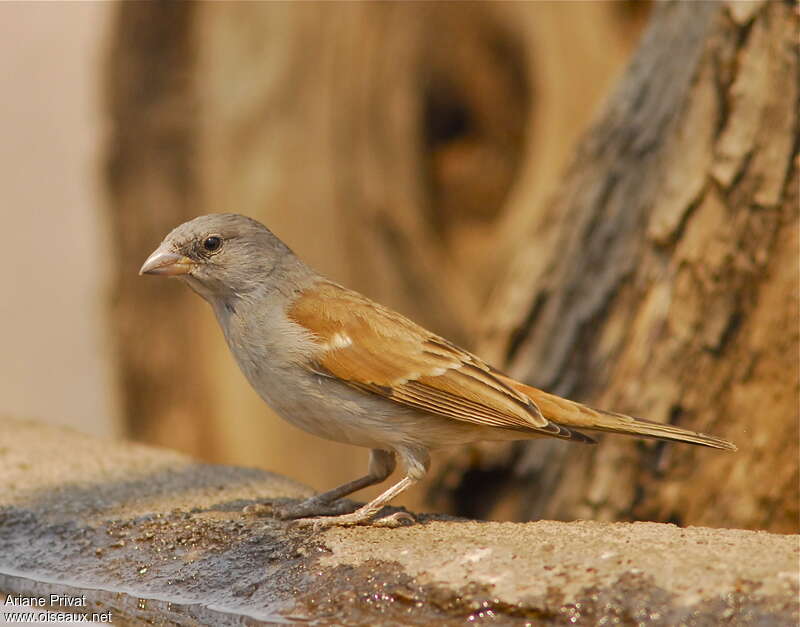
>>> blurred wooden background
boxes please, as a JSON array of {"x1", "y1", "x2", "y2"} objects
[{"x1": 104, "y1": 1, "x2": 798, "y2": 532}]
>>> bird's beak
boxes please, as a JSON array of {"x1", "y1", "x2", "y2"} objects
[{"x1": 139, "y1": 248, "x2": 196, "y2": 276}]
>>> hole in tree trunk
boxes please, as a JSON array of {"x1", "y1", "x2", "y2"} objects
[{"x1": 419, "y1": 6, "x2": 532, "y2": 242}]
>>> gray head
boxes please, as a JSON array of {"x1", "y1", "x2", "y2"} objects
[{"x1": 140, "y1": 214, "x2": 307, "y2": 305}]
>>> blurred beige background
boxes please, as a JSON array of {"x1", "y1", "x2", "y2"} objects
[{"x1": 0, "y1": 3, "x2": 120, "y2": 436}]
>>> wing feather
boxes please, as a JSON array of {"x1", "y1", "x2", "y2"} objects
[{"x1": 288, "y1": 281, "x2": 584, "y2": 440}]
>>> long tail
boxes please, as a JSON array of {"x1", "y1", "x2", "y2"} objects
[{"x1": 497, "y1": 375, "x2": 737, "y2": 451}]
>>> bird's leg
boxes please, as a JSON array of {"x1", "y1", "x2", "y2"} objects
[
  {"x1": 260, "y1": 449, "x2": 396, "y2": 519},
  {"x1": 292, "y1": 476, "x2": 418, "y2": 528},
  {"x1": 292, "y1": 447, "x2": 429, "y2": 528}
]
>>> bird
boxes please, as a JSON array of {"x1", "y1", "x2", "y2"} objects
[{"x1": 140, "y1": 214, "x2": 736, "y2": 527}]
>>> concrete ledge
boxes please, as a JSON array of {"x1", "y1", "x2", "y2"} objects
[{"x1": 1, "y1": 418, "x2": 798, "y2": 625}]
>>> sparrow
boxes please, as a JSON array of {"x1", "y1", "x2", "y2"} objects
[{"x1": 140, "y1": 214, "x2": 736, "y2": 527}]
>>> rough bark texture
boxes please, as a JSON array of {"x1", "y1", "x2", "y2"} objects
[
  {"x1": 463, "y1": 0, "x2": 799, "y2": 533},
  {"x1": 105, "y1": 2, "x2": 639, "y2": 510}
]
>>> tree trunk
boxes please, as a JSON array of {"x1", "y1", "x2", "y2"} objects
[
  {"x1": 105, "y1": 3, "x2": 218, "y2": 458},
  {"x1": 448, "y1": 0, "x2": 799, "y2": 533}
]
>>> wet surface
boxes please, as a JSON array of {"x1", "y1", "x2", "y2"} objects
[
  {"x1": 1, "y1": 418, "x2": 798, "y2": 625},
  {"x1": 294, "y1": 563, "x2": 800, "y2": 626},
  {"x1": 0, "y1": 506, "x2": 310, "y2": 623}
]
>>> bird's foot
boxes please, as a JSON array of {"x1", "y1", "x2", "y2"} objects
[
  {"x1": 290, "y1": 509, "x2": 416, "y2": 529},
  {"x1": 372, "y1": 511, "x2": 416, "y2": 528},
  {"x1": 243, "y1": 497, "x2": 357, "y2": 520}
]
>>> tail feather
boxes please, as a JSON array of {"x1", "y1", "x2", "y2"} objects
[{"x1": 497, "y1": 376, "x2": 737, "y2": 451}]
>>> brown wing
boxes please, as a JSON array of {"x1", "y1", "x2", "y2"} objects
[{"x1": 288, "y1": 281, "x2": 585, "y2": 440}]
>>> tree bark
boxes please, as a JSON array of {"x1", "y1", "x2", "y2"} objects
[{"x1": 452, "y1": 0, "x2": 799, "y2": 533}]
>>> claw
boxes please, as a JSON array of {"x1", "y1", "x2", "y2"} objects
[
  {"x1": 289, "y1": 516, "x2": 338, "y2": 530},
  {"x1": 373, "y1": 511, "x2": 416, "y2": 528},
  {"x1": 244, "y1": 498, "x2": 358, "y2": 521},
  {"x1": 288, "y1": 509, "x2": 416, "y2": 529},
  {"x1": 242, "y1": 503, "x2": 273, "y2": 517}
]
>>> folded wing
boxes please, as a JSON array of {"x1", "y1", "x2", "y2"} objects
[{"x1": 288, "y1": 281, "x2": 591, "y2": 442}]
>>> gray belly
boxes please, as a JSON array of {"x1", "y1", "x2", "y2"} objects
[{"x1": 247, "y1": 363, "x2": 517, "y2": 452}]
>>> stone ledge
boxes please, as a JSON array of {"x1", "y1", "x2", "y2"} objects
[{"x1": 1, "y1": 417, "x2": 797, "y2": 625}]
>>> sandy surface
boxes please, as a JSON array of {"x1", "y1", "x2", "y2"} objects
[
  {"x1": 1, "y1": 417, "x2": 797, "y2": 625},
  {"x1": 324, "y1": 520, "x2": 799, "y2": 604}
]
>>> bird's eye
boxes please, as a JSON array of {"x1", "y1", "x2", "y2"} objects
[{"x1": 203, "y1": 236, "x2": 222, "y2": 252}]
